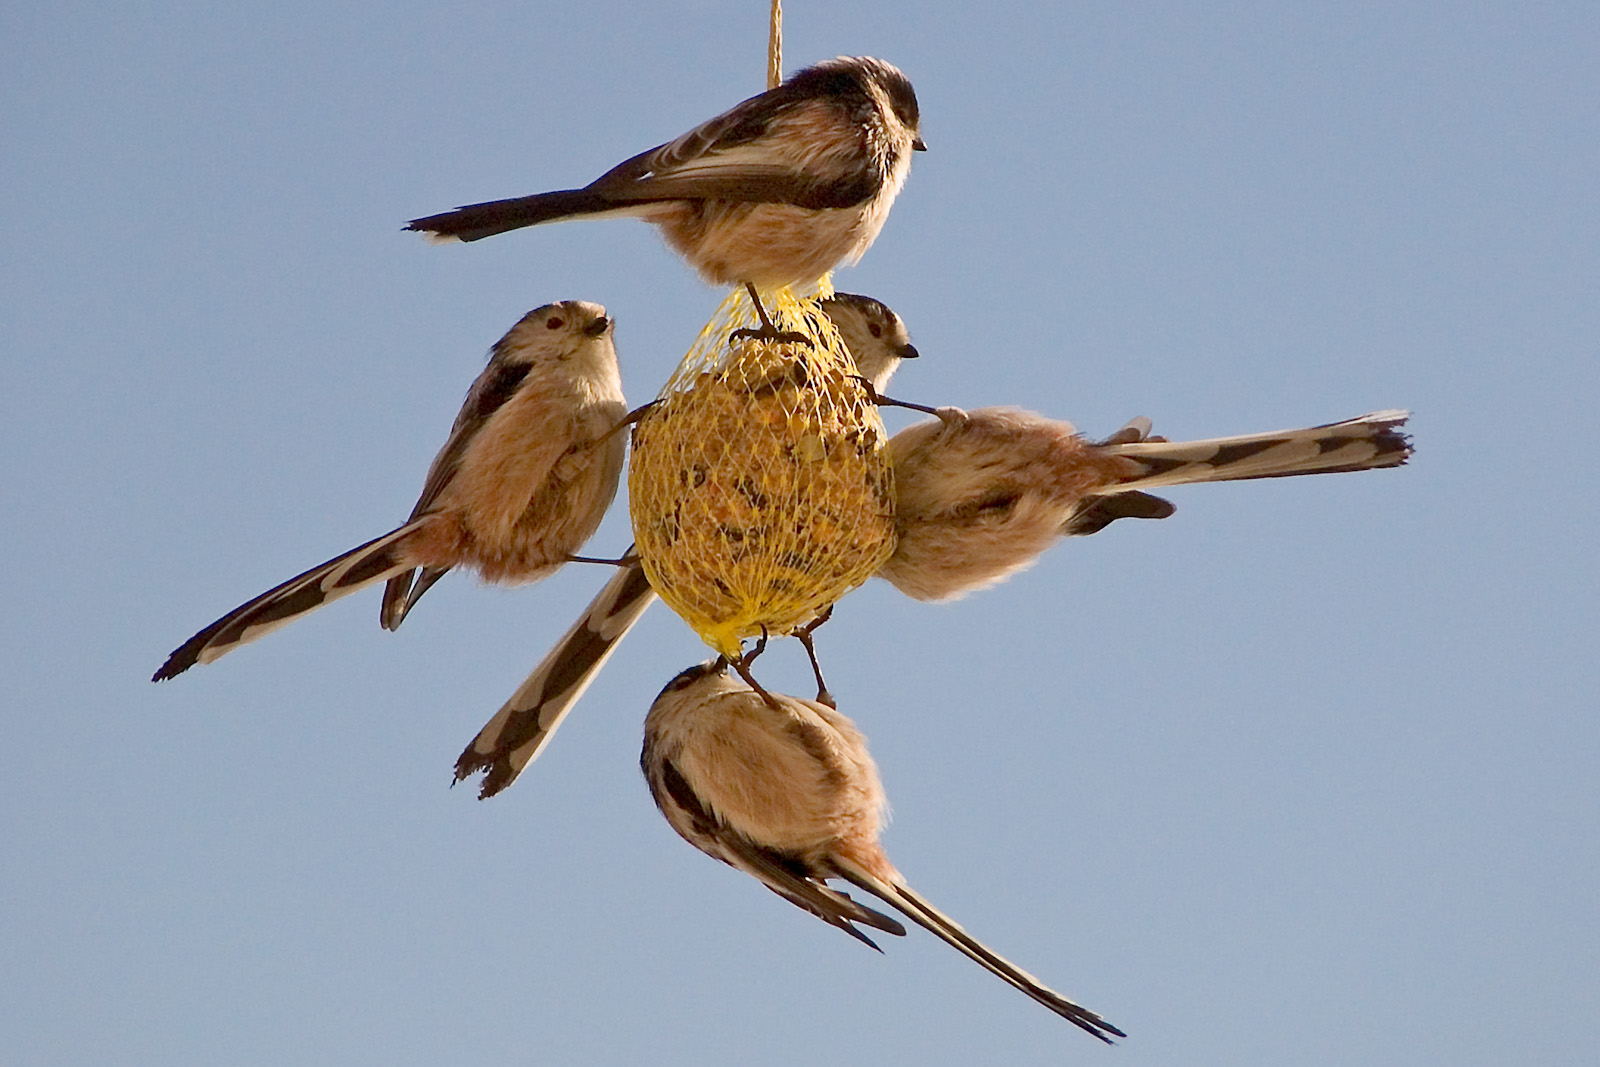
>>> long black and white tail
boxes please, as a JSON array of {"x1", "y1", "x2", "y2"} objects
[
  {"x1": 152, "y1": 523, "x2": 422, "y2": 681},
  {"x1": 405, "y1": 191, "x2": 655, "y2": 244},
  {"x1": 834, "y1": 860, "x2": 1126, "y2": 1043},
  {"x1": 454, "y1": 552, "x2": 656, "y2": 798},
  {"x1": 1101, "y1": 409, "x2": 1412, "y2": 493}
]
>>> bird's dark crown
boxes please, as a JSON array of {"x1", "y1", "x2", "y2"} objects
[
  {"x1": 792, "y1": 56, "x2": 920, "y2": 133},
  {"x1": 825, "y1": 291, "x2": 895, "y2": 323},
  {"x1": 656, "y1": 660, "x2": 725, "y2": 699}
]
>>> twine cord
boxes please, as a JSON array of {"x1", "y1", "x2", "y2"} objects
[{"x1": 768, "y1": 0, "x2": 782, "y2": 89}]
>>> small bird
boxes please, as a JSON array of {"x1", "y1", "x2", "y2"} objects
[
  {"x1": 454, "y1": 292, "x2": 917, "y2": 798},
  {"x1": 406, "y1": 57, "x2": 924, "y2": 340},
  {"x1": 642, "y1": 661, "x2": 1125, "y2": 1042},
  {"x1": 880, "y1": 407, "x2": 1413, "y2": 601},
  {"x1": 153, "y1": 301, "x2": 627, "y2": 681}
]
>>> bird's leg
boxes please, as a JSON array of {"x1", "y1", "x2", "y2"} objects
[
  {"x1": 565, "y1": 551, "x2": 639, "y2": 567},
  {"x1": 794, "y1": 605, "x2": 836, "y2": 708},
  {"x1": 852, "y1": 376, "x2": 967, "y2": 425},
  {"x1": 732, "y1": 629, "x2": 783, "y2": 709},
  {"x1": 730, "y1": 283, "x2": 812, "y2": 346},
  {"x1": 597, "y1": 401, "x2": 659, "y2": 445}
]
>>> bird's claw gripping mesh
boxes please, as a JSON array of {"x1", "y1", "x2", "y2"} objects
[{"x1": 628, "y1": 283, "x2": 897, "y2": 657}]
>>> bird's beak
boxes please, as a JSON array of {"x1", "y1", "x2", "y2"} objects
[
  {"x1": 898, "y1": 342, "x2": 920, "y2": 359},
  {"x1": 911, "y1": 136, "x2": 928, "y2": 152},
  {"x1": 584, "y1": 315, "x2": 613, "y2": 337}
]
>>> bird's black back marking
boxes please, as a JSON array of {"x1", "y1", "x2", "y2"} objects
[
  {"x1": 660, "y1": 758, "x2": 718, "y2": 838},
  {"x1": 477, "y1": 360, "x2": 534, "y2": 414}
]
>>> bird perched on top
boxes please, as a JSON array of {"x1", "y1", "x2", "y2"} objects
[
  {"x1": 452, "y1": 292, "x2": 919, "y2": 799},
  {"x1": 881, "y1": 407, "x2": 1413, "y2": 601},
  {"x1": 641, "y1": 660, "x2": 1125, "y2": 1042},
  {"x1": 153, "y1": 300, "x2": 627, "y2": 681},
  {"x1": 406, "y1": 57, "x2": 924, "y2": 338}
]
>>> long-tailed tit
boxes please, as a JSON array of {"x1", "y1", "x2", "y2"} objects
[
  {"x1": 880, "y1": 407, "x2": 1413, "y2": 601},
  {"x1": 406, "y1": 57, "x2": 924, "y2": 340},
  {"x1": 641, "y1": 661, "x2": 1125, "y2": 1042},
  {"x1": 454, "y1": 292, "x2": 916, "y2": 798},
  {"x1": 153, "y1": 301, "x2": 627, "y2": 681}
]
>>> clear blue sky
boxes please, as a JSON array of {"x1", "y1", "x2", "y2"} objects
[{"x1": 4, "y1": 2, "x2": 1596, "y2": 1064}]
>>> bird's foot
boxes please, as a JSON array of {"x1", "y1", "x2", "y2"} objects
[{"x1": 730, "y1": 323, "x2": 813, "y2": 347}]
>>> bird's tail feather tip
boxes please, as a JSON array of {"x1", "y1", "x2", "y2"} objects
[
  {"x1": 453, "y1": 751, "x2": 487, "y2": 782},
  {"x1": 451, "y1": 755, "x2": 515, "y2": 801},
  {"x1": 402, "y1": 224, "x2": 464, "y2": 245},
  {"x1": 152, "y1": 637, "x2": 208, "y2": 681}
]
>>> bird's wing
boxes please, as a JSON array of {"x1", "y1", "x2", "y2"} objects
[
  {"x1": 588, "y1": 79, "x2": 811, "y2": 185},
  {"x1": 379, "y1": 357, "x2": 537, "y2": 624},
  {"x1": 654, "y1": 758, "x2": 905, "y2": 948},
  {"x1": 407, "y1": 357, "x2": 536, "y2": 519},
  {"x1": 586, "y1": 92, "x2": 876, "y2": 209},
  {"x1": 732, "y1": 841, "x2": 907, "y2": 951},
  {"x1": 441, "y1": 385, "x2": 587, "y2": 546}
]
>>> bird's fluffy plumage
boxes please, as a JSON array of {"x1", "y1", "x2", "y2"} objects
[
  {"x1": 641, "y1": 662, "x2": 1124, "y2": 1041},
  {"x1": 154, "y1": 301, "x2": 626, "y2": 680},
  {"x1": 881, "y1": 407, "x2": 1412, "y2": 601},
  {"x1": 406, "y1": 57, "x2": 924, "y2": 287}
]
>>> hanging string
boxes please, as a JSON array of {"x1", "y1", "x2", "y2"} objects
[{"x1": 767, "y1": 0, "x2": 782, "y2": 89}]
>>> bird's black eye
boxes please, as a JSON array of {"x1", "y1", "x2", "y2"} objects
[
  {"x1": 868, "y1": 323, "x2": 883, "y2": 338},
  {"x1": 546, "y1": 317, "x2": 565, "y2": 330}
]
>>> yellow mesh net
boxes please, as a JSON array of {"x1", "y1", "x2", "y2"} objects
[{"x1": 628, "y1": 281, "x2": 898, "y2": 657}]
